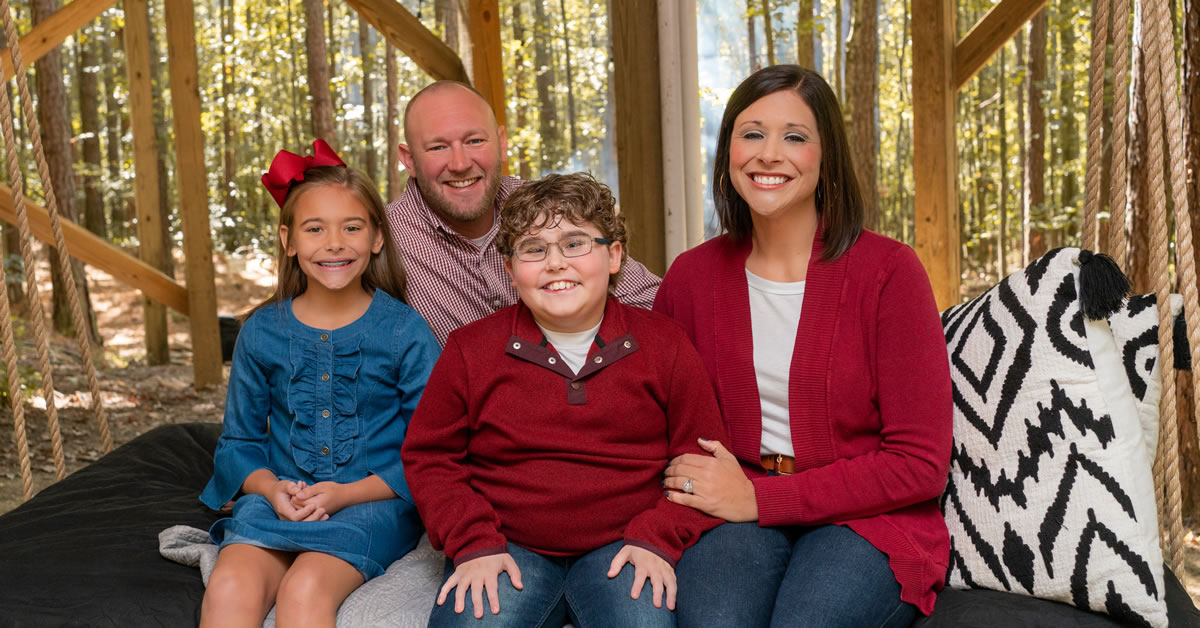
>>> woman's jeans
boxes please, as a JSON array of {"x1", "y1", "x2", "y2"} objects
[
  {"x1": 428, "y1": 540, "x2": 676, "y2": 628},
  {"x1": 675, "y1": 522, "x2": 917, "y2": 628}
]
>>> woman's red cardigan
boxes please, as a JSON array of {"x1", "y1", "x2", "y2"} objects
[{"x1": 653, "y1": 229, "x2": 952, "y2": 614}]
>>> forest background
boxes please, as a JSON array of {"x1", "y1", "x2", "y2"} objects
[{"x1": 0, "y1": 0, "x2": 1198, "y2": 510}]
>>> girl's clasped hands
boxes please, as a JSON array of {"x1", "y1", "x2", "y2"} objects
[{"x1": 265, "y1": 478, "x2": 344, "y2": 522}]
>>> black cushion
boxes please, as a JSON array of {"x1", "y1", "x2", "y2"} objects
[
  {"x1": 0, "y1": 423, "x2": 222, "y2": 628},
  {"x1": 915, "y1": 566, "x2": 1200, "y2": 627}
]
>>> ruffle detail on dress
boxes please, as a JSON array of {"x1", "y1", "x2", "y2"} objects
[{"x1": 286, "y1": 335, "x2": 363, "y2": 473}]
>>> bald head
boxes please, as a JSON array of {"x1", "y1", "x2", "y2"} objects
[{"x1": 403, "y1": 80, "x2": 496, "y2": 142}]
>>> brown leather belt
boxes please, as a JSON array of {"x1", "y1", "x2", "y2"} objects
[{"x1": 761, "y1": 454, "x2": 795, "y2": 475}]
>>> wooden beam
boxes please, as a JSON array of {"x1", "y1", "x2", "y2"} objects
[
  {"x1": 0, "y1": 185, "x2": 187, "y2": 314},
  {"x1": 0, "y1": 0, "x2": 118, "y2": 80},
  {"x1": 913, "y1": 0, "x2": 960, "y2": 310},
  {"x1": 954, "y1": 0, "x2": 1047, "y2": 89},
  {"x1": 345, "y1": 0, "x2": 469, "y2": 83},
  {"x1": 466, "y1": 0, "x2": 506, "y2": 130},
  {"x1": 124, "y1": 0, "x2": 169, "y2": 365},
  {"x1": 164, "y1": 0, "x2": 222, "y2": 388},
  {"x1": 610, "y1": 0, "x2": 666, "y2": 275}
]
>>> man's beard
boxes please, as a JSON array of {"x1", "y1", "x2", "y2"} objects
[{"x1": 414, "y1": 165, "x2": 502, "y2": 228}]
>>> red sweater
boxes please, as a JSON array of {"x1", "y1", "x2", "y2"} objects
[
  {"x1": 401, "y1": 298, "x2": 723, "y2": 567},
  {"x1": 653, "y1": 229, "x2": 952, "y2": 615}
]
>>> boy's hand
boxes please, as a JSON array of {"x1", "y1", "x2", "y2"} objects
[
  {"x1": 438, "y1": 553, "x2": 523, "y2": 618},
  {"x1": 267, "y1": 479, "x2": 326, "y2": 521},
  {"x1": 607, "y1": 545, "x2": 677, "y2": 610},
  {"x1": 290, "y1": 481, "x2": 347, "y2": 517}
]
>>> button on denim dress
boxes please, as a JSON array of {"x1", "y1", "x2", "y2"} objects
[{"x1": 200, "y1": 289, "x2": 439, "y2": 580}]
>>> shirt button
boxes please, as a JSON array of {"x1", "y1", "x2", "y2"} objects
[
  {"x1": 548, "y1": 357, "x2": 557, "y2": 365},
  {"x1": 493, "y1": 299, "x2": 502, "y2": 307},
  {"x1": 593, "y1": 356, "x2": 603, "y2": 364},
  {"x1": 322, "y1": 409, "x2": 330, "y2": 418},
  {"x1": 321, "y1": 373, "x2": 330, "y2": 382},
  {"x1": 623, "y1": 341, "x2": 632, "y2": 349},
  {"x1": 571, "y1": 382, "x2": 581, "y2": 390},
  {"x1": 321, "y1": 446, "x2": 330, "y2": 455},
  {"x1": 512, "y1": 342, "x2": 521, "y2": 350},
  {"x1": 320, "y1": 333, "x2": 329, "y2": 341}
]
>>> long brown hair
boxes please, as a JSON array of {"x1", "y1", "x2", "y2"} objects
[
  {"x1": 244, "y1": 166, "x2": 406, "y2": 320},
  {"x1": 712, "y1": 64, "x2": 864, "y2": 261}
]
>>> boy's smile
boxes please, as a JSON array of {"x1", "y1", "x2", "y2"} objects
[{"x1": 505, "y1": 220, "x2": 622, "y2": 333}]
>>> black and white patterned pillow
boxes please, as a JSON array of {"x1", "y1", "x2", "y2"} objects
[{"x1": 940, "y1": 247, "x2": 1166, "y2": 627}]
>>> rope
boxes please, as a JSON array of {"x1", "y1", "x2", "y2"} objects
[
  {"x1": 0, "y1": 0, "x2": 111, "y2": 462},
  {"x1": 1150, "y1": 0, "x2": 1200, "y2": 575},
  {"x1": 1108, "y1": 0, "x2": 1131, "y2": 269},
  {"x1": 1082, "y1": 0, "x2": 1109, "y2": 252},
  {"x1": 1139, "y1": 0, "x2": 1183, "y2": 573}
]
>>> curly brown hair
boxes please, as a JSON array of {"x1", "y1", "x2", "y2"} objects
[{"x1": 498, "y1": 172, "x2": 628, "y2": 288}]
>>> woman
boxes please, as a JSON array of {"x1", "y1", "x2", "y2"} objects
[{"x1": 654, "y1": 64, "x2": 952, "y2": 626}]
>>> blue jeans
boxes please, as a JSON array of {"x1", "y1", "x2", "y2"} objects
[
  {"x1": 428, "y1": 540, "x2": 677, "y2": 628},
  {"x1": 675, "y1": 522, "x2": 917, "y2": 628}
]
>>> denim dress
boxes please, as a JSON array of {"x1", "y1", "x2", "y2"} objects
[{"x1": 200, "y1": 289, "x2": 439, "y2": 580}]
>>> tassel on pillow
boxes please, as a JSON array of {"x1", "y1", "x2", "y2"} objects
[{"x1": 1078, "y1": 250, "x2": 1131, "y2": 320}]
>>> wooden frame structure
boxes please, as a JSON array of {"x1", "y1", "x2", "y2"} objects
[
  {"x1": 0, "y1": 0, "x2": 221, "y2": 387},
  {"x1": 912, "y1": 0, "x2": 1050, "y2": 309}
]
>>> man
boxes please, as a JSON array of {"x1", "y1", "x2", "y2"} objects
[{"x1": 388, "y1": 81, "x2": 660, "y2": 345}]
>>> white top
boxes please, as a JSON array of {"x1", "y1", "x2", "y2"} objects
[
  {"x1": 747, "y1": 269, "x2": 806, "y2": 457},
  {"x1": 539, "y1": 319, "x2": 603, "y2": 374}
]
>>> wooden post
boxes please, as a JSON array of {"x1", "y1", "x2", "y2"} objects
[
  {"x1": 466, "y1": 0, "x2": 505, "y2": 130},
  {"x1": 954, "y1": 0, "x2": 1048, "y2": 89},
  {"x1": 610, "y1": 0, "x2": 666, "y2": 275},
  {"x1": 0, "y1": 0, "x2": 119, "y2": 80},
  {"x1": 912, "y1": 0, "x2": 959, "y2": 309},
  {"x1": 164, "y1": 0, "x2": 222, "y2": 388},
  {"x1": 124, "y1": 0, "x2": 169, "y2": 364}
]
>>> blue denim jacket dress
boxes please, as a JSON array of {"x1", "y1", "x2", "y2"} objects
[{"x1": 200, "y1": 289, "x2": 439, "y2": 579}]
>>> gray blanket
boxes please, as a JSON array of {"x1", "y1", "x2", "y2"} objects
[{"x1": 159, "y1": 525, "x2": 442, "y2": 627}]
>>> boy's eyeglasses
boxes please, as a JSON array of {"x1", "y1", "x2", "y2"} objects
[{"x1": 513, "y1": 236, "x2": 612, "y2": 262}]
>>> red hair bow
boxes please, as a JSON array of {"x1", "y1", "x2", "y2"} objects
[{"x1": 261, "y1": 139, "x2": 346, "y2": 208}]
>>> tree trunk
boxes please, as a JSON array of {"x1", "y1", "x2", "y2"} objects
[
  {"x1": 797, "y1": 0, "x2": 813, "y2": 68},
  {"x1": 7, "y1": 79, "x2": 26, "y2": 314},
  {"x1": 360, "y1": 16, "x2": 376, "y2": 181},
  {"x1": 534, "y1": 0, "x2": 561, "y2": 170},
  {"x1": 761, "y1": 0, "x2": 775, "y2": 66},
  {"x1": 1181, "y1": 0, "x2": 1199, "y2": 515},
  {"x1": 102, "y1": 17, "x2": 125, "y2": 240},
  {"x1": 78, "y1": 22, "x2": 106, "y2": 239},
  {"x1": 287, "y1": 0, "x2": 303, "y2": 149},
  {"x1": 385, "y1": 42, "x2": 400, "y2": 199},
  {"x1": 512, "y1": 1, "x2": 533, "y2": 180},
  {"x1": 1016, "y1": 28, "x2": 1026, "y2": 262},
  {"x1": 1026, "y1": 10, "x2": 1048, "y2": 262},
  {"x1": 834, "y1": 0, "x2": 843, "y2": 99},
  {"x1": 437, "y1": 0, "x2": 460, "y2": 56},
  {"x1": 222, "y1": 0, "x2": 237, "y2": 246},
  {"x1": 559, "y1": 0, "x2": 578, "y2": 154},
  {"x1": 1056, "y1": 6, "x2": 1079, "y2": 239},
  {"x1": 33, "y1": 0, "x2": 99, "y2": 343},
  {"x1": 747, "y1": 9, "x2": 759, "y2": 73},
  {"x1": 845, "y1": 0, "x2": 878, "y2": 229},
  {"x1": 148, "y1": 0, "x2": 173, "y2": 277},
  {"x1": 998, "y1": 46, "x2": 1008, "y2": 277},
  {"x1": 1128, "y1": 16, "x2": 1152, "y2": 293},
  {"x1": 305, "y1": 0, "x2": 337, "y2": 144}
]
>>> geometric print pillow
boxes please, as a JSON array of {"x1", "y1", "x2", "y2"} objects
[{"x1": 940, "y1": 247, "x2": 1167, "y2": 627}]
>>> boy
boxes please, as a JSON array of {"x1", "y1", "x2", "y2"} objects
[{"x1": 401, "y1": 172, "x2": 725, "y2": 627}]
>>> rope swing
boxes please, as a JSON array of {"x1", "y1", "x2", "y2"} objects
[
  {"x1": 0, "y1": 0, "x2": 111, "y2": 501},
  {"x1": 1083, "y1": 0, "x2": 1199, "y2": 576}
]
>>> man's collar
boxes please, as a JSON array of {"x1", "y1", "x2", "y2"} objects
[{"x1": 405, "y1": 177, "x2": 502, "y2": 244}]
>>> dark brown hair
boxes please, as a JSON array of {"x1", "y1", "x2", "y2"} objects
[
  {"x1": 497, "y1": 172, "x2": 627, "y2": 288},
  {"x1": 244, "y1": 166, "x2": 406, "y2": 319},
  {"x1": 712, "y1": 64, "x2": 863, "y2": 261}
]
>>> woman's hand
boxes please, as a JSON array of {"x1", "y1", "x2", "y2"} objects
[
  {"x1": 664, "y1": 438, "x2": 759, "y2": 522},
  {"x1": 290, "y1": 481, "x2": 348, "y2": 517},
  {"x1": 438, "y1": 553, "x2": 523, "y2": 618},
  {"x1": 267, "y1": 479, "x2": 327, "y2": 521},
  {"x1": 607, "y1": 545, "x2": 677, "y2": 610}
]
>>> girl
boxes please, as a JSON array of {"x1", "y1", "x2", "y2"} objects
[
  {"x1": 199, "y1": 140, "x2": 439, "y2": 628},
  {"x1": 655, "y1": 65, "x2": 952, "y2": 626}
]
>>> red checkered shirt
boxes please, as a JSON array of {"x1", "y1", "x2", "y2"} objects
[{"x1": 386, "y1": 176, "x2": 662, "y2": 346}]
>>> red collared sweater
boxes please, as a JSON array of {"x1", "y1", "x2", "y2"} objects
[
  {"x1": 401, "y1": 298, "x2": 723, "y2": 567},
  {"x1": 653, "y1": 230, "x2": 952, "y2": 615}
]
